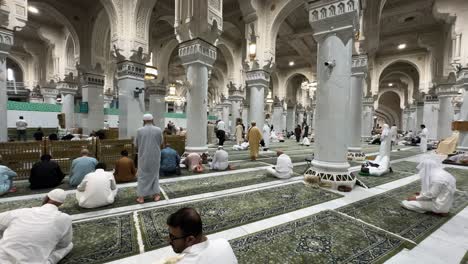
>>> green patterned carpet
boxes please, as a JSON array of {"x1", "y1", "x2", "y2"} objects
[
  {"x1": 338, "y1": 181, "x2": 468, "y2": 243},
  {"x1": 444, "y1": 167, "x2": 468, "y2": 192},
  {"x1": 161, "y1": 169, "x2": 286, "y2": 198},
  {"x1": 0, "y1": 186, "x2": 162, "y2": 215},
  {"x1": 356, "y1": 170, "x2": 415, "y2": 188},
  {"x1": 1, "y1": 179, "x2": 74, "y2": 198},
  {"x1": 390, "y1": 161, "x2": 419, "y2": 174},
  {"x1": 60, "y1": 214, "x2": 139, "y2": 264},
  {"x1": 231, "y1": 210, "x2": 411, "y2": 264},
  {"x1": 139, "y1": 183, "x2": 342, "y2": 250}
]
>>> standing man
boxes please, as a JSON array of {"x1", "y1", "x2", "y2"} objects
[
  {"x1": 294, "y1": 125, "x2": 302, "y2": 143},
  {"x1": 216, "y1": 120, "x2": 226, "y2": 146},
  {"x1": 262, "y1": 122, "x2": 271, "y2": 151},
  {"x1": 390, "y1": 124, "x2": 398, "y2": 150},
  {"x1": 247, "y1": 121, "x2": 262, "y2": 161},
  {"x1": 135, "y1": 114, "x2": 163, "y2": 204},
  {"x1": 419, "y1": 124, "x2": 428, "y2": 153},
  {"x1": 16, "y1": 116, "x2": 28, "y2": 141},
  {"x1": 235, "y1": 121, "x2": 244, "y2": 146}
]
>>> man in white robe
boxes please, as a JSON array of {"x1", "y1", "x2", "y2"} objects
[
  {"x1": 210, "y1": 147, "x2": 230, "y2": 171},
  {"x1": 165, "y1": 208, "x2": 237, "y2": 264},
  {"x1": 262, "y1": 123, "x2": 271, "y2": 150},
  {"x1": 232, "y1": 142, "x2": 249, "y2": 151},
  {"x1": 266, "y1": 150, "x2": 293, "y2": 179},
  {"x1": 0, "y1": 189, "x2": 73, "y2": 263},
  {"x1": 379, "y1": 124, "x2": 391, "y2": 157},
  {"x1": 419, "y1": 124, "x2": 428, "y2": 153},
  {"x1": 402, "y1": 159, "x2": 456, "y2": 215},
  {"x1": 390, "y1": 124, "x2": 398, "y2": 149},
  {"x1": 361, "y1": 155, "x2": 391, "y2": 176},
  {"x1": 301, "y1": 137, "x2": 311, "y2": 146},
  {"x1": 135, "y1": 114, "x2": 163, "y2": 204},
  {"x1": 76, "y1": 163, "x2": 118, "y2": 208}
]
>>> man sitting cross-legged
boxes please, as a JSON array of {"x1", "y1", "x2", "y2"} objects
[
  {"x1": 401, "y1": 159, "x2": 456, "y2": 216},
  {"x1": 114, "y1": 150, "x2": 136, "y2": 183},
  {"x1": 165, "y1": 207, "x2": 237, "y2": 264},
  {"x1": 183, "y1": 153, "x2": 204, "y2": 173},
  {"x1": 210, "y1": 146, "x2": 232, "y2": 171},
  {"x1": 266, "y1": 150, "x2": 293, "y2": 179},
  {"x1": 69, "y1": 149, "x2": 98, "y2": 187},
  {"x1": 0, "y1": 189, "x2": 73, "y2": 263},
  {"x1": 29, "y1": 154, "x2": 65, "y2": 190},
  {"x1": 160, "y1": 143, "x2": 181, "y2": 176},
  {"x1": 76, "y1": 162, "x2": 118, "y2": 209}
]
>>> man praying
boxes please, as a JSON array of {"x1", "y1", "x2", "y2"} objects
[
  {"x1": 69, "y1": 149, "x2": 98, "y2": 187},
  {"x1": 29, "y1": 154, "x2": 65, "y2": 190},
  {"x1": 184, "y1": 153, "x2": 204, "y2": 173},
  {"x1": 114, "y1": 150, "x2": 137, "y2": 183},
  {"x1": 0, "y1": 189, "x2": 73, "y2": 263},
  {"x1": 211, "y1": 146, "x2": 231, "y2": 171},
  {"x1": 266, "y1": 150, "x2": 293, "y2": 179},
  {"x1": 160, "y1": 144, "x2": 181, "y2": 176},
  {"x1": 76, "y1": 163, "x2": 118, "y2": 209},
  {"x1": 401, "y1": 159, "x2": 456, "y2": 216}
]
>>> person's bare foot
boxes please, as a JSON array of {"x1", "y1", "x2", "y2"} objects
[
  {"x1": 136, "y1": 197, "x2": 145, "y2": 204},
  {"x1": 153, "y1": 194, "x2": 161, "y2": 202}
]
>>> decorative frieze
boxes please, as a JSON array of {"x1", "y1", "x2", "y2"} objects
[
  {"x1": 456, "y1": 68, "x2": 468, "y2": 88},
  {"x1": 362, "y1": 96, "x2": 374, "y2": 106},
  {"x1": 351, "y1": 54, "x2": 368, "y2": 76},
  {"x1": 436, "y1": 85, "x2": 459, "y2": 97},
  {"x1": 178, "y1": 38, "x2": 217, "y2": 67},
  {"x1": 116, "y1": 61, "x2": 146, "y2": 79},
  {"x1": 424, "y1": 94, "x2": 438, "y2": 102},
  {"x1": 0, "y1": 28, "x2": 14, "y2": 60}
]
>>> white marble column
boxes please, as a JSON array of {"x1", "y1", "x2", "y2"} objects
[
  {"x1": 347, "y1": 55, "x2": 367, "y2": 158},
  {"x1": 408, "y1": 105, "x2": 417, "y2": 132},
  {"x1": 103, "y1": 94, "x2": 113, "y2": 108},
  {"x1": 297, "y1": 107, "x2": 305, "y2": 126},
  {"x1": 147, "y1": 79, "x2": 167, "y2": 129},
  {"x1": 281, "y1": 110, "x2": 287, "y2": 132},
  {"x1": 311, "y1": 103, "x2": 317, "y2": 132},
  {"x1": 81, "y1": 70, "x2": 105, "y2": 135},
  {"x1": 402, "y1": 108, "x2": 410, "y2": 132},
  {"x1": 246, "y1": 70, "x2": 269, "y2": 130},
  {"x1": 174, "y1": 100, "x2": 184, "y2": 114},
  {"x1": 242, "y1": 100, "x2": 249, "y2": 129},
  {"x1": 272, "y1": 97, "x2": 283, "y2": 131},
  {"x1": 416, "y1": 101, "x2": 424, "y2": 129},
  {"x1": 57, "y1": 81, "x2": 78, "y2": 131},
  {"x1": 178, "y1": 39, "x2": 217, "y2": 153},
  {"x1": 220, "y1": 97, "x2": 231, "y2": 132},
  {"x1": 116, "y1": 61, "x2": 145, "y2": 139},
  {"x1": 305, "y1": 0, "x2": 359, "y2": 189},
  {"x1": 361, "y1": 97, "x2": 374, "y2": 139},
  {"x1": 436, "y1": 84, "x2": 458, "y2": 140},
  {"x1": 0, "y1": 29, "x2": 13, "y2": 142},
  {"x1": 456, "y1": 69, "x2": 468, "y2": 152},
  {"x1": 286, "y1": 104, "x2": 296, "y2": 132},
  {"x1": 423, "y1": 95, "x2": 439, "y2": 140},
  {"x1": 229, "y1": 85, "x2": 243, "y2": 135}
]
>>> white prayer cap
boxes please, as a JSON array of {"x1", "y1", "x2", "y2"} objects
[
  {"x1": 143, "y1": 113, "x2": 154, "y2": 121},
  {"x1": 47, "y1": 189, "x2": 67, "y2": 203}
]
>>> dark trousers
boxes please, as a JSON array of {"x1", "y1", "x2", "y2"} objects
[
  {"x1": 217, "y1": 130, "x2": 226, "y2": 146},
  {"x1": 17, "y1": 130, "x2": 26, "y2": 141}
]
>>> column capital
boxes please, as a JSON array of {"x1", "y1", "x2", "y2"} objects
[
  {"x1": 456, "y1": 68, "x2": 468, "y2": 89},
  {"x1": 362, "y1": 96, "x2": 374, "y2": 106},
  {"x1": 78, "y1": 63, "x2": 105, "y2": 87},
  {"x1": 424, "y1": 94, "x2": 438, "y2": 103},
  {"x1": 351, "y1": 54, "x2": 368, "y2": 76},
  {"x1": 306, "y1": 0, "x2": 360, "y2": 43},
  {"x1": 116, "y1": 60, "x2": 146, "y2": 80},
  {"x1": 146, "y1": 79, "x2": 167, "y2": 97},
  {"x1": 273, "y1": 96, "x2": 283, "y2": 108},
  {"x1": 436, "y1": 84, "x2": 459, "y2": 97},
  {"x1": 0, "y1": 28, "x2": 13, "y2": 61},
  {"x1": 57, "y1": 74, "x2": 79, "y2": 95},
  {"x1": 178, "y1": 38, "x2": 217, "y2": 68},
  {"x1": 246, "y1": 69, "x2": 270, "y2": 88}
]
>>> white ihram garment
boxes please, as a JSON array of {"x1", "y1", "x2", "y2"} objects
[
  {"x1": 76, "y1": 169, "x2": 118, "y2": 208},
  {"x1": 267, "y1": 154, "x2": 293, "y2": 179}
]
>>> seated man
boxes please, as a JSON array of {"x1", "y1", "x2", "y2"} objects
[
  {"x1": 443, "y1": 153, "x2": 468, "y2": 165},
  {"x1": 402, "y1": 159, "x2": 456, "y2": 216},
  {"x1": 360, "y1": 155, "x2": 391, "y2": 176},
  {"x1": 301, "y1": 137, "x2": 311, "y2": 146},
  {"x1": 114, "y1": 150, "x2": 137, "y2": 183},
  {"x1": 0, "y1": 189, "x2": 73, "y2": 263},
  {"x1": 165, "y1": 207, "x2": 237, "y2": 263},
  {"x1": 210, "y1": 146, "x2": 230, "y2": 171},
  {"x1": 183, "y1": 153, "x2": 204, "y2": 173},
  {"x1": 160, "y1": 144, "x2": 181, "y2": 176},
  {"x1": 266, "y1": 150, "x2": 293, "y2": 179},
  {"x1": 270, "y1": 131, "x2": 279, "y2": 143},
  {"x1": 69, "y1": 149, "x2": 98, "y2": 187},
  {"x1": 76, "y1": 163, "x2": 118, "y2": 209},
  {"x1": 30, "y1": 154, "x2": 65, "y2": 190},
  {"x1": 0, "y1": 155, "x2": 17, "y2": 195}
]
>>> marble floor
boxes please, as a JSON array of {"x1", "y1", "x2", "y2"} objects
[{"x1": 1, "y1": 140, "x2": 466, "y2": 264}]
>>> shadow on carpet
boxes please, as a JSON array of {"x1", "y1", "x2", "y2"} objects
[
  {"x1": 138, "y1": 183, "x2": 342, "y2": 251},
  {"x1": 231, "y1": 210, "x2": 412, "y2": 264}
]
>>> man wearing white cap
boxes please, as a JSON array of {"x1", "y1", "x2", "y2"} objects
[
  {"x1": 135, "y1": 113, "x2": 163, "y2": 203},
  {"x1": 0, "y1": 189, "x2": 73, "y2": 263}
]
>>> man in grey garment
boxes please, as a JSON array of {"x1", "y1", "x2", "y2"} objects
[{"x1": 135, "y1": 113, "x2": 163, "y2": 204}]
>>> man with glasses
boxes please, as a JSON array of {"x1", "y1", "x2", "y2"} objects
[{"x1": 165, "y1": 207, "x2": 237, "y2": 263}]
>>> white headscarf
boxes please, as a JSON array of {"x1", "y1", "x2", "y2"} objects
[{"x1": 417, "y1": 159, "x2": 456, "y2": 194}]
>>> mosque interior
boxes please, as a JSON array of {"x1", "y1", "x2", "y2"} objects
[{"x1": 0, "y1": 0, "x2": 467, "y2": 263}]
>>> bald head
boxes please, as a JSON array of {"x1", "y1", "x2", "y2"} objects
[{"x1": 81, "y1": 149, "x2": 89, "y2": 156}]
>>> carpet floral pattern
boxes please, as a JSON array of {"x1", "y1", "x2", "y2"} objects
[
  {"x1": 356, "y1": 170, "x2": 415, "y2": 188},
  {"x1": 231, "y1": 210, "x2": 410, "y2": 264},
  {"x1": 139, "y1": 183, "x2": 342, "y2": 250},
  {"x1": 59, "y1": 214, "x2": 139, "y2": 264}
]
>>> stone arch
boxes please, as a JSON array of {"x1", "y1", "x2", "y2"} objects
[
  {"x1": 29, "y1": 1, "x2": 81, "y2": 56},
  {"x1": 156, "y1": 39, "x2": 179, "y2": 81},
  {"x1": 375, "y1": 109, "x2": 392, "y2": 126},
  {"x1": 217, "y1": 43, "x2": 235, "y2": 82},
  {"x1": 134, "y1": 0, "x2": 158, "y2": 43},
  {"x1": 376, "y1": 89, "x2": 405, "y2": 110},
  {"x1": 377, "y1": 59, "x2": 422, "y2": 82},
  {"x1": 92, "y1": 9, "x2": 111, "y2": 63},
  {"x1": 100, "y1": 0, "x2": 119, "y2": 41},
  {"x1": 6, "y1": 56, "x2": 26, "y2": 82},
  {"x1": 65, "y1": 35, "x2": 76, "y2": 70},
  {"x1": 377, "y1": 91, "x2": 402, "y2": 127},
  {"x1": 380, "y1": 70, "x2": 415, "y2": 105},
  {"x1": 284, "y1": 73, "x2": 310, "y2": 103}
]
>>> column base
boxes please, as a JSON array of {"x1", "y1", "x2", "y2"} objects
[
  {"x1": 347, "y1": 151, "x2": 366, "y2": 161},
  {"x1": 184, "y1": 146, "x2": 208, "y2": 154},
  {"x1": 304, "y1": 167, "x2": 356, "y2": 190}
]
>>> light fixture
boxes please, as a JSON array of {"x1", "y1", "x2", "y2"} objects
[
  {"x1": 248, "y1": 24, "x2": 257, "y2": 61},
  {"x1": 169, "y1": 84, "x2": 176, "y2": 96},
  {"x1": 398, "y1": 43, "x2": 406, "y2": 50},
  {"x1": 145, "y1": 52, "x2": 158, "y2": 80},
  {"x1": 28, "y1": 6, "x2": 39, "y2": 14},
  {"x1": 289, "y1": 61, "x2": 295, "y2": 66},
  {"x1": 389, "y1": 83, "x2": 393, "y2": 87}
]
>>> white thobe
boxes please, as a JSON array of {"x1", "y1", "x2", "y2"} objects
[
  {"x1": 267, "y1": 154, "x2": 293, "y2": 179},
  {"x1": 76, "y1": 169, "x2": 118, "y2": 208},
  {"x1": 217, "y1": 121, "x2": 226, "y2": 131},
  {"x1": 211, "y1": 149, "x2": 229, "y2": 171},
  {"x1": 420, "y1": 128, "x2": 428, "y2": 153},
  {"x1": 262, "y1": 125, "x2": 271, "y2": 149},
  {"x1": 177, "y1": 238, "x2": 237, "y2": 264},
  {"x1": 402, "y1": 182, "x2": 454, "y2": 213},
  {"x1": 368, "y1": 156, "x2": 390, "y2": 176},
  {"x1": 390, "y1": 126, "x2": 398, "y2": 142},
  {"x1": 0, "y1": 204, "x2": 73, "y2": 264},
  {"x1": 302, "y1": 137, "x2": 310, "y2": 146}
]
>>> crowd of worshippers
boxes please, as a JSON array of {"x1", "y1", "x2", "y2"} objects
[{"x1": 369, "y1": 124, "x2": 431, "y2": 152}]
